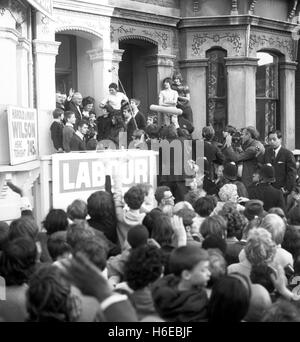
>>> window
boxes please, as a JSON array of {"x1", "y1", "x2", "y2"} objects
[
  {"x1": 256, "y1": 52, "x2": 280, "y2": 141},
  {"x1": 206, "y1": 48, "x2": 227, "y2": 142}
]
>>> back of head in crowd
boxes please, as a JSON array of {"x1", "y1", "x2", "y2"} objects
[
  {"x1": 124, "y1": 245, "x2": 163, "y2": 291},
  {"x1": 202, "y1": 235, "x2": 227, "y2": 256},
  {"x1": 127, "y1": 225, "x2": 149, "y2": 249},
  {"x1": 200, "y1": 215, "x2": 227, "y2": 239},
  {"x1": 67, "y1": 199, "x2": 88, "y2": 221},
  {"x1": 73, "y1": 237, "x2": 107, "y2": 271},
  {"x1": 220, "y1": 203, "x2": 247, "y2": 240},
  {"x1": 206, "y1": 249, "x2": 227, "y2": 289},
  {"x1": 66, "y1": 220, "x2": 95, "y2": 250},
  {"x1": 244, "y1": 228, "x2": 276, "y2": 266},
  {"x1": 250, "y1": 264, "x2": 275, "y2": 293},
  {"x1": 169, "y1": 245, "x2": 210, "y2": 283},
  {"x1": 288, "y1": 205, "x2": 300, "y2": 226},
  {"x1": 261, "y1": 299, "x2": 300, "y2": 322},
  {"x1": 260, "y1": 213, "x2": 286, "y2": 245},
  {"x1": 193, "y1": 196, "x2": 216, "y2": 217},
  {"x1": 9, "y1": 217, "x2": 39, "y2": 241},
  {"x1": 244, "y1": 199, "x2": 265, "y2": 221},
  {"x1": 124, "y1": 186, "x2": 145, "y2": 210},
  {"x1": 87, "y1": 191, "x2": 115, "y2": 220},
  {"x1": 208, "y1": 273, "x2": 251, "y2": 322},
  {"x1": 155, "y1": 186, "x2": 172, "y2": 206},
  {"x1": 52, "y1": 108, "x2": 64, "y2": 119},
  {"x1": 26, "y1": 265, "x2": 75, "y2": 322},
  {"x1": 43, "y1": 209, "x2": 69, "y2": 235},
  {"x1": 47, "y1": 231, "x2": 71, "y2": 261},
  {"x1": 150, "y1": 214, "x2": 174, "y2": 247},
  {"x1": 0, "y1": 237, "x2": 37, "y2": 286}
]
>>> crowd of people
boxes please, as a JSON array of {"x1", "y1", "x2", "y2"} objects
[
  {"x1": 51, "y1": 73, "x2": 194, "y2": 154},
  {"x1": 2, "y1": 72, "x2": 300, "y2": 322}
]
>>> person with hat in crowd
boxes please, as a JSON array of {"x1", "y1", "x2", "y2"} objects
[
  {"x1": 248, "y1": 164, "x2": 286, "y2": 213},
  {"x1": 243, "y1": 199, "x2": 267, "y2": 222},
  {"x1": 221, "y1": 162, "x2": 248, "y2": 199}
]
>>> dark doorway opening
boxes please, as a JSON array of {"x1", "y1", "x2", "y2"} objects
[{"x1": 119, "y1": 39, "x2": 157, "y2": 115}]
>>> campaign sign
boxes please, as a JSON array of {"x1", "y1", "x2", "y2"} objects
[
  {"x1": 52, "y1": 150, "x2": 158, "y2": 210},
  {"x1": 7, "y1": 106, "x2": 38, "y2": 165}
]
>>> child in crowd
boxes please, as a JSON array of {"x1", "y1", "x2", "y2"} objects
[
  {"x1": 50, "y1": 108, "x2": 64, "y2": 152},
  {"x1": 151, "y1": 245, "x2": 211, "y2": 322},
  {"x1": 62, "y1": 111, "x2": 76, "y2": 152}
]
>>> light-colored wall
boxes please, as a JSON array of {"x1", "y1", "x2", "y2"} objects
[{"x1": 76, "y1": 37, "x2": 93, "y2": 98}]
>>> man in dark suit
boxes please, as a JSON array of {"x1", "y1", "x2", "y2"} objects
[
  {"x1": 264, "y1": 130, "x2": 296, "y2": 194},
  {"x1": 248, "y1": 164, "x2": 286, "y2": 212},
  {"x1": 70, "y1": 120, "x2": 88, "y2": 151},
  {"x1": 65, "y1": 92, "x2": 83, "y2": 127}
]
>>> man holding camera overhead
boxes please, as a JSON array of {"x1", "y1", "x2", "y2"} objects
[{"x1": 222, "y1": 126, "x2": 264, "y2": 188}]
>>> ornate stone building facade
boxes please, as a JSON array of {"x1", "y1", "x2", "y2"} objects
[{"x1": 0, "y1": 0, "x2": 299, "y2": 221}]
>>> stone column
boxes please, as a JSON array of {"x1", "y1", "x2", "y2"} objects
[
  {"x1": 280, "y1": 61, "x2": 297, "y2": 150},
  {"x1": 0, "y1": 11, "x2": 19, "y2": 165},
  {"x1": 33, "y1": 39, "x2": 60, "y2": 155},
  {"x1": 17, "y1": 37, "x2": 31, "y2": 107},
  {"x1": 179, "y1": 59, "x2": 208, "y2": 139},
  {"x1": 225, "y1": 57, "x2": 258, "y2": 129},
  {"x1": 145, "y1": 54, "x2": 176, "y2": 125}
]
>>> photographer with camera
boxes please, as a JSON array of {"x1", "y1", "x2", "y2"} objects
[{"x1": 222, "y1": 126, "x2": 264, "y2": 188}]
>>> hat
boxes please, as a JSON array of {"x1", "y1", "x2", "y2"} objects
[
  {"x1": 260, "y1": 165, "x2": 275, "y2": 183},
  {"x1": 127, "y1": 225, "x2": 149, "y2": 249},
  {"x1": 223, "y1": 162, "x2": 237, "y2": 181},
  {"x1": 244, "y1": 199, "x2": 265, "y2": 221}
]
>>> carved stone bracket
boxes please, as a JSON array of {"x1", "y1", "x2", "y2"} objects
[
  {"x1": 231, "y1": 0, "x2": 238, "y2": 15},
  {"x1": 17, "y1": 37, "x2": 31, "y2": 51},
  {"x1": 288, "y1": 0, "x2": 299, "y2": 20},
  {"x1": 249, "y1": 33, "x2": 296, "y2": 61},
  {"x1": 249, "y1": 1, "x2": 258, "y2": 15},
  {"x1": 191, "y1": 32, "x2": 242, "y2": 56}
]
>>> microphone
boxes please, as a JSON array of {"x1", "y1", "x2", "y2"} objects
[{"x1": 108, "y1": 66, "x2": 116, "y2": 72}]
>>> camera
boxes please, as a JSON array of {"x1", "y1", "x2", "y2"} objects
[{"x1": 232, "y1": 130, "x2": 242, "y2": 145}]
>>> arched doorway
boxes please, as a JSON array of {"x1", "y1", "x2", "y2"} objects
[
  {"x1": 55, "y1": 29, "x2": 103, "y2": 112},
  {"x1": 119, "y1": 38, "x2": 158, "y2": 115}
]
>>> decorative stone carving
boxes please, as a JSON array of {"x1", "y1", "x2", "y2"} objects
[
  {"x1": 193, "y1": 1, "x2": 200, "y2": 12},
  {"x1": 288, "y1": 0, "x2": 298, "y2": 20},
  {"x1": 249, "y1": 32, "x2": 296, "y2": 61},
  {"x1": 7, "y1": 0, "x2": 27, "y2": 25},
  {"x1": 54, "y1": 9, "x2": 107, "y2": 39},
  {"x1": 249, "y1": 1, "x2": 258, "y2": 15},
  {"x1": 191, "y1": 32, "x2": 242, "y2": 56},
  {"x1": 231, "y1": 0, "x2": 238, "y2": 15},
  {"x1": 118, "y1": 0, "x2": 179, "y2": 7},
  {"x1": 32, "y1": 40, "x2": 61, "y2": 56},
  {"x1": 145, "y1": 54, "x2": 176, "y2": 67},
  {"x1": 110, "y1": 22, "x2": 171, "y2": 52}
]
